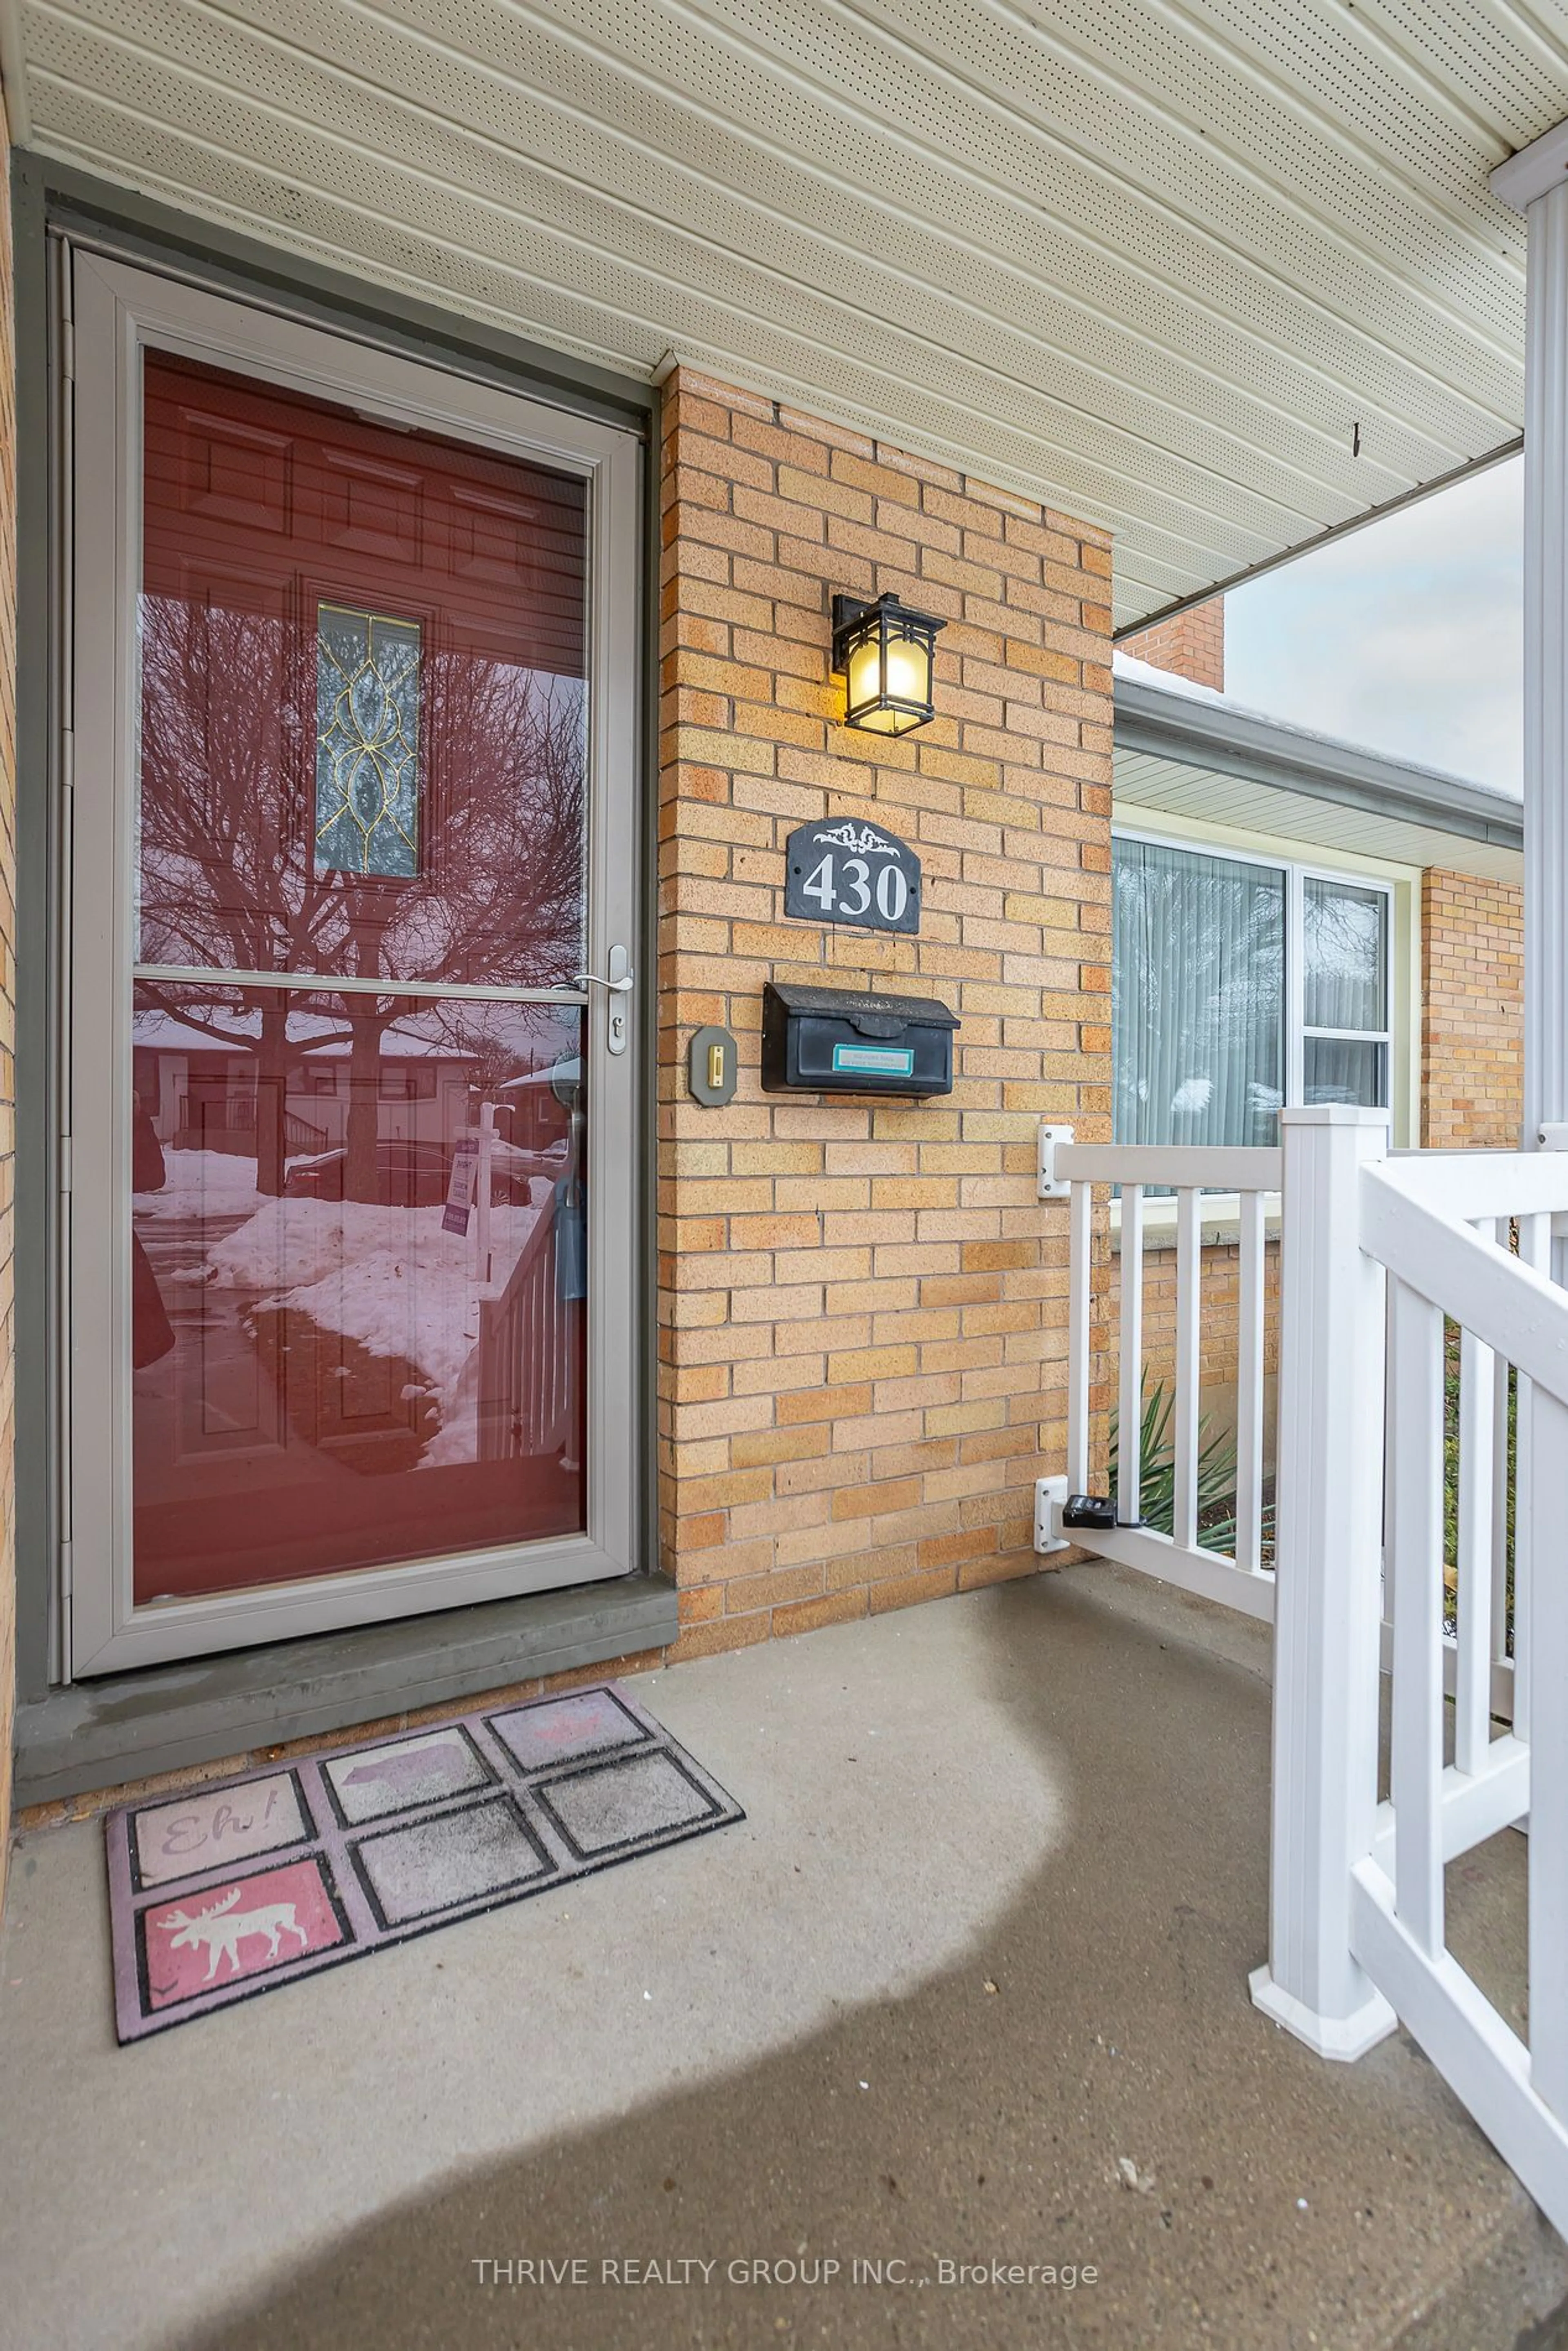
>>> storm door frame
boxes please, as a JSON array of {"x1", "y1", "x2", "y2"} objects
[{"x1": 66, "y1": 249, "x2": 641, "y2": 1676}]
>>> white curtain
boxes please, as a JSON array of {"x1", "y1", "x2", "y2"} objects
[
  {"x1": 1302, "y1": 875, "x2": 1388, "y2": 1107},
  {"x1": 1303, "y1": 876, "x2": 1386, "y2": 1031},
  {"x1": 1114, "y1": 838, "x2": 1284, "y2": 1149}
]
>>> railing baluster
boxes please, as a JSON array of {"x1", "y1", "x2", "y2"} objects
[
  {"x1": 1515, "y1": 1212, "x2": 1551, "y2": 1745},
  {"x1": 1174, "y1": 1187, "x2": 1200, "y2": 1549},
  {"x1": 1456, "y1": 1226, "x2": 1497, "y2": 1775},
  {"x1": 1389, "y1": 1274, "x2": 1447, "y2": 1961},
  {"x1": 1068, "y1": 1179, "x2": 1091, "y2": 1495},
  {"x1": 1236, "y1": 1187, "x2": 1265, "y2": 1574},
  {"x1": 1528, "y1": 1380, "x2": 1568, "y2": 2119},
  {"x1": 1119, "y1": 1184, "x2": 1144, "y2": 1524},
  {"x1": 1492, "y1": 1337, "x2": 1513, "y2": 1723}
]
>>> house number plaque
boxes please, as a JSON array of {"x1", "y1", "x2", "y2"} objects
[{"x1": 784, "y1": 819, "x2": 922, "y2": 936}]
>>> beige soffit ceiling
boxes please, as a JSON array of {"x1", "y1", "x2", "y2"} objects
[{"x1": 6, "y1": 0, "x2": 1566, "y2": 628}]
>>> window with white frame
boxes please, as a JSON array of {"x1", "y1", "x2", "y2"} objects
[{"x1": 1112, "y1": 833, "x2": 1392, "y2": 1150}]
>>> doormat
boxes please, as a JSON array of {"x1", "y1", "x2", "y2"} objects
[{"x1": 103, "y1": 1684, "x2": 744, "y2": 2042}]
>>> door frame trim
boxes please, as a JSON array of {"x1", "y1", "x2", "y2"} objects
[{"x1": 65, "y1": 247, "x2": 646, "y2": 1676}]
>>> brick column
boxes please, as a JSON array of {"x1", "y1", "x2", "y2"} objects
[
  {"x1": 1420, "y1": 869, "x2": 1523, "y2": 1149},
  {"x1": 1120, "y1": 597, "x2": 1224, "y2": 691},
  {"x1": 656, "y1": 369, "x2": 1113, "y2": 1658}
]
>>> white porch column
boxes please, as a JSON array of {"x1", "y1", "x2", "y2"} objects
[{"x1": 1494, "y1": 125, "x2": 1568, "y2": 1144}]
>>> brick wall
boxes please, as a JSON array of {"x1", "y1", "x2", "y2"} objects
[
  {"x1": 656, "y1": 368, "x2": 1113, "y2": 1658},
  {"x1": 0, "y1": 101, "x2": 16, "y2": 1908},
  {"x1": 1119, "y1": 597, "x2": 1224, "y2": 693},
  {"x1": 1421, "y1": 868, "x2": 1523, "y2": 1149}
]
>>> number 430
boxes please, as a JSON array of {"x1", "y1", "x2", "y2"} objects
[{"x1": 802, "y1": 853, "x2": 910, "y2": 924}]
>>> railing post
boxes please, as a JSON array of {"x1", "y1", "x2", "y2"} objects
[
  {"x1": 1250, "y1": 1106, "x2": 1397, "y2": 2058},
  {"x1": 1528, "y1": 1380, "x2": 1568, "y2": 2119}
]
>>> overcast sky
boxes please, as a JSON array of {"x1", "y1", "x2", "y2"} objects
[{"x1": 1223, "y1": 452, "x2": 1523, "y2": 797}]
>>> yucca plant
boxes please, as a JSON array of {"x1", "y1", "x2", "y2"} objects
[{"x1": 1109, "y1": 1371, "x2": 1241, "y2": 1552}]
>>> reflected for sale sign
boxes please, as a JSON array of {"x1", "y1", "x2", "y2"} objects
[{"x1": 442, "y1": 1131, "x2": 479, "y2": 1235}]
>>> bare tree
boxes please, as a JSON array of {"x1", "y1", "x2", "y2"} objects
[{"x1": 137, "y1": 591, "x2": 587, "y2": 1198}]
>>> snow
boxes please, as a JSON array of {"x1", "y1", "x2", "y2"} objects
[
  {"x1": 265, "y1": 1233, "x2": 484, "y2": 1406},
  {"x1": 1113, "y1": 648, "x2": 1229, "y2": 705},
  {"x1": 418, "y1": 1347, "x2": 486, "y2": 1469},
  {"x1": 204, "y1": 1187, "x2": 548, "y2": 1458},
  {"x1": 133, "y1": 1149, "x2": 269, "y2": 1222}
]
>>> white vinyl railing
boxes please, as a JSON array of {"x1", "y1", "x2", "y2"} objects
[
  {"x1": 1045, "y1": 1109, "x2": 1568, "y2": 2230},
  {"x1": 1252, "y1": 1108, "x2": 1568, "y2": 2240},
  {"x1": 476, "y1": 1205, "x2": 577, "y2": 1464},
  {"x1": 1375, "y1": 1201, "x2": 1521, "y2": 1733},
  {"x1": 1055, "y1": 1140, "x2": 1280, "y2": 1620}
]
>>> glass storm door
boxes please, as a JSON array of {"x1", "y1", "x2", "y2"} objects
[{"x1": 67, "y1": 256, "x2": 640, "y2": 1674}]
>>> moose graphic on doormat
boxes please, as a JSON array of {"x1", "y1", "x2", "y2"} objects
[
  {"x1": 141, "y1": 1855, "x2": 347, "y2": 2010},
  {"x1": 156, "y1": 1886, "x2": 311, "y2": 1980}
]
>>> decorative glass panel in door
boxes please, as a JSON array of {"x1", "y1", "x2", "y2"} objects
[{"x1": 70, "y1": 259, "x2": 638, "y2": 1670}]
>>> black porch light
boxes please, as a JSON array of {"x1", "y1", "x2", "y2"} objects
[{"x1": 831, "y1": 592, "x2": 945, "y2": 735}]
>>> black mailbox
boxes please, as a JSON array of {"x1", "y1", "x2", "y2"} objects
[{"x1": 761, "y1": 982, "x2": 959, "y2": 1098}]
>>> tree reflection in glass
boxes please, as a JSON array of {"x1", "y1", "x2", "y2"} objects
[{"x1": 136, "y1": 592, "x2": 587, "y2": 1198}]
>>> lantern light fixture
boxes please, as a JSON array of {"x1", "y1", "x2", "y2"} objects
[{"x1": 831, "y1": 591, "x2": 945, "y2": 736}]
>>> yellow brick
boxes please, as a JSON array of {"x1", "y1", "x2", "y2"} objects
[
  {"x1": 651, "y1": 365, "x2": 1112, "y2": 1685},
  {"x1": 669, "y1": 1615, "x2": 773, "y2": 1663},
  {"x1": 869, "y1": 1566, "x2": 959, "y2": 1614},
  {"x1": 831, "y1": 1476, "x2": 923, "y2": 1521},
  {"x1": 731, "y1": 1425, "x2": 831, "y2": 1469},
  {"x1": 771, "y1": 1589, "x2": 870, "y2": 1639},
  {"x1": 827, "y1": 1345, "x2": 920, "y2": 1383}
]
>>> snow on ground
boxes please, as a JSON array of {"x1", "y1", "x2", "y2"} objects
[
  {"x1": 207, "y1": 1194, "x2": 402, "y2": 1293},
  {"x1": 132, "y1": 1149, "x2": 270, "y2": 1222},
  {"x1": 204, "y1": 1187, "x2": 548, "y2": 1451},
  {"x1": 418, "y1": 1347, "x2": 486, "y2": 1470}
]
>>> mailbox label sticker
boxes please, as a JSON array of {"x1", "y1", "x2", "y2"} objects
[
  {"x1": 832, "y1": 1044, "x2": 916, "y2": 1076},
  {"x1": 785, "y1": 821, "x2": 921, "y2": 935}
]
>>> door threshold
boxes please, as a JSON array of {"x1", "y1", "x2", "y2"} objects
[{"x1": 15, "y1": 1574, "x2": 677, "y2": 1808}]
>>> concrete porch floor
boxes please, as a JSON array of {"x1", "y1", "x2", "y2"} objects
[{"x1": 0, "y1": 1564, "x2": 1564, "y2": 2351}]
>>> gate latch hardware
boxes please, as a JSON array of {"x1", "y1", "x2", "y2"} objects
[{"x1": 1061, "y1": 1494, "x2": 1119, "y2": 1532}]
